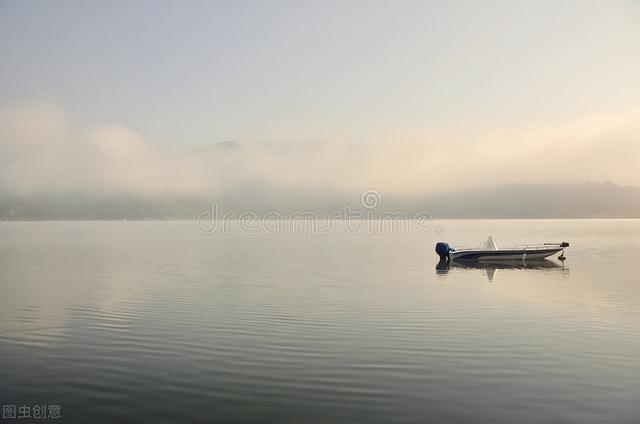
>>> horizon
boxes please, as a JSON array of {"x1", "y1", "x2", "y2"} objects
[{"x1": 2, "y1": 181, "x2": 639, "y2": 220}]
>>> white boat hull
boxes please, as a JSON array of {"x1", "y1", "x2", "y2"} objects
[{"x1": 450, "y1": 248, "x2": 563, "y2": 261}]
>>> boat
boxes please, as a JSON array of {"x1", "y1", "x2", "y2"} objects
[{"x1": 435, "y1": 237, "x2": 569, "y2": 262}]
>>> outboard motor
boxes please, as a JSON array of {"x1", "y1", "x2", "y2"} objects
[{"x1": 435, "y1": 242, "x2": 451, "y2": 262}]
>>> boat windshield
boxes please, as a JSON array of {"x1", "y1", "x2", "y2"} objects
[{"x1": 481, "y1": 236, "x2": 498, "y2": 250}]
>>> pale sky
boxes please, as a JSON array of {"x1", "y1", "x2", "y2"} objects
[{"x1": 1, "y1": 0, "x2": 639, "y2": 196}]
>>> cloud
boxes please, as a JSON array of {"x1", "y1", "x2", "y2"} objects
[{"x1": 1, "y1": 100, "x2": 639, "y2": 198}]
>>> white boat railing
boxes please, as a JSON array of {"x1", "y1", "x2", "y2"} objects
[
  {"x1": 454, "y1": 242, "x2": 567, "y2": 252},
  {"x1": 513, "y1": 243, "x2": 566, "y2": 250}
]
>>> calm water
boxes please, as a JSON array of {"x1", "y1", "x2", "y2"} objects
[{"x1": 1, "y1": 220, "x2": 639, "y2": 423}]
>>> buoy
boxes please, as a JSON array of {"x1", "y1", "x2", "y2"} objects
[{"x1": 558, "y1": 249, "x2": 566, "y2": 261}]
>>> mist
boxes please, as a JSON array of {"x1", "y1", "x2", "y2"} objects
[{"x1": 1, "y1": 100, "x2": 639, "y2": 203}]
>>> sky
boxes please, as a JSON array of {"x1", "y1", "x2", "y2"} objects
[{"x1": 1, "y1": 0, "x2": 639, "y2": 198}]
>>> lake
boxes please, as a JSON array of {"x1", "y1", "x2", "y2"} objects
[{"x1": 1, "y1": 220, "x2": 639, "y2": 423}]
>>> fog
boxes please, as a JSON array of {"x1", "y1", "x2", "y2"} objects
[{"x1": 1, "y1": 100, "x2": 638, "y2": 202}]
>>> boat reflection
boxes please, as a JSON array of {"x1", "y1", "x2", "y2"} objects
[{"x1": 436, "y1": 259, "x2": 568, "y2": 282}]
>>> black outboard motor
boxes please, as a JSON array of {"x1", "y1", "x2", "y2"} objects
[{"x1": 435, "y1": 242, "x2": 451, "y2": 262}]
